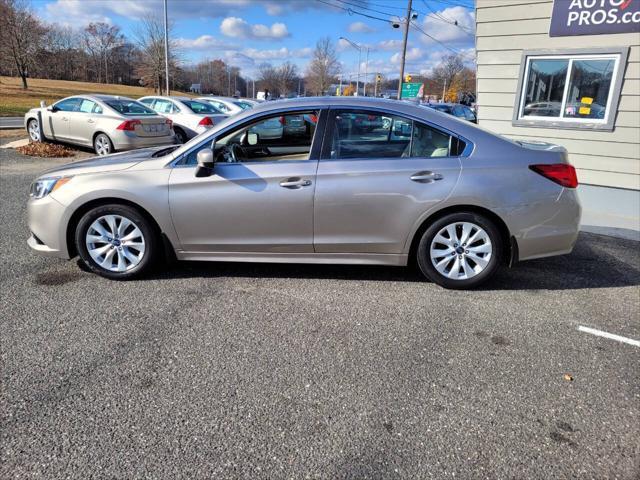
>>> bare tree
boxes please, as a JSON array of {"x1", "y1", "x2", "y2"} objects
[
  {"x1": 83, "y1": 22, "x2": 124, "y2": 84},
  {"x1": 0, "y1": 0, "x2": 45, "y2": 88},
  {"x1": 431, "y1": 54, "x2": 465, "y2": 94},
  {"x1": 257, "y1": 62, "x2": 280, "y2": 97},
  {"x1": 277, "y1": 62, "x2": 298, "y2": 97},
  {"x1": 305, "y1": 37, "x2": 340, "y2": 96},
  {"x1": 134, "y1": 15, "x2": 180, "y2": 94}
]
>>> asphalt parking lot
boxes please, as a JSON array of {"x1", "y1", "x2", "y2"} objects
[{"x1": 1, "y1": 146, "x2": 639, "y2": 479}]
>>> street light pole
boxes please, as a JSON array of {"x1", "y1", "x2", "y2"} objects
[
  {"x1": 363, "y1": 47, "x2": 369, "y2": 96},
  {"x1": 397, "y1": 0, "x2": 413, "y2": 100},
  {"x1": 356, "y1": 48, "x2": 361, "y2": 96},
  {"x1": 339, "y1": 36, "x2": 363, "y2": 96},
  {"x1": 163, "y1": 0, "x2": 170, "y2": 95}
]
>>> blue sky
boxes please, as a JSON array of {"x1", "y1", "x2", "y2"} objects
[{"x1": 35, "y1": 0, "x2": 476, "y2": 79}]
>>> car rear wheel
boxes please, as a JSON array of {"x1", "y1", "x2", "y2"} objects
[
  {"x1": 28, "y1": 119, "x2": 41, "y2": 142},
  {"x1": 94, "y1": 133, "x2": 113, "y2": 155},
  {"x1": 174, "y1": 128, "x2": 187, "y2": 144},
  {"x1": 75, "y1": 204, "x2": 157, "y2": 280},
  {"x1": 417, "y1": 212, "x2": 503, "y2": 289}
]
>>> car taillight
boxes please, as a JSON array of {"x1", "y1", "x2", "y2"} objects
[
  {"x1": 309, "y1": 114, "x2": 318, "y2": 123},
  {"x1": 198, "y1": 117, "x2": 214, "y2": 126},
  {"x1": 279, "y1": 116, "x2": 285, "y2": 125},
  {"x1": 116, "y1": 119, "x2": 142, "y2": 131},
  {"x1": 529, "y1": 163, "x2": 578, "y2": 188},
  {"x1": 367, "y1": 114, "x2": 376, "y2": 121},
  {"x1": 165, "y1": 119, "x2": 173, "y2": 128}
]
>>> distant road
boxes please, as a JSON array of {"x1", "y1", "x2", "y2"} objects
[{"x1": 0, "y1": 117, "x2": 23, "y2": 129}]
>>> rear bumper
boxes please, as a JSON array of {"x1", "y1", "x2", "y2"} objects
[
  {"x1": 111, "y1": 131, "x2": 177, "y2": 151},
  {"x1": 500, "y1": 188, "x2": 582, "y2": 262}
]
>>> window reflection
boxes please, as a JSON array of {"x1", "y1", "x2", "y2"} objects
[
  {"x1": 522, "y1": 59, "x2": 568, "y2": 118},
  {"x1": 563, "y1": 59, "x2": 614, "y2": 119}
]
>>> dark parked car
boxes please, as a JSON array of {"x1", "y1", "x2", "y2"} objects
[{"x1": 424, "y1": 103, "x2": 477, "y2": 123}]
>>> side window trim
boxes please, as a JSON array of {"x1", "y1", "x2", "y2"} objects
[
  {"x1": 321, "y1": 107, "x2": 467, "y2": 161},
  {"x1": 171, "y1": 107, "x2": 327, "y2": 167}
]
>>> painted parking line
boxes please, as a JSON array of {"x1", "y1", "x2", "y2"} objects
[{"x1": 577, "y1": 326, "x2": 640, "y2": 348}]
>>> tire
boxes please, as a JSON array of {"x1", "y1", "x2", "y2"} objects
[
  {"x1": 94, "y1": 133, "x2": 113, "y2": 155},
  {"x1": 416, "y1": 212, "x2": 503, "y2": 290},
  {"x1": 174, "y1": 128, "x2": 187, "y2": 144},
  {"x1": 75, "y1": 204, "x2": 157, "y2": 280},
  {"x1": 27, "y1": 119, "x2": 41, "y2": 142}
]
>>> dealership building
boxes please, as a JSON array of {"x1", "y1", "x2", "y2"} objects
[{"x1": 476, "y1": 0, "x2": 640, "y2": 235}]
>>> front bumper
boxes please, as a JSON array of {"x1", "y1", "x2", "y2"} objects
[
  {"x1": 111, "y1": 131, "x2": 177, "y2": 151},
  {"x1": 27, "y1": 195, "x2": 70, "y2": 259}
]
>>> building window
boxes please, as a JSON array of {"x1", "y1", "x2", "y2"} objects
[{"x1": 514, "y1": 49, "x2": 628, "y2": 131}]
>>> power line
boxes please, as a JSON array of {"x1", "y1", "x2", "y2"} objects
[
  {"x1": 410, "y1": 20, "x2": 475, "y2": 59},
  {"x1": 315, "y1": 0, "x2": 392, "y2": 24},
  {"x1": 422, "y1": 0, "x2": 474, "y2": 34}
]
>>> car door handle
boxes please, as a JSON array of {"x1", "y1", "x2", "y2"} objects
[
  {"x1": 410, "y1": 171, "x2": 443, "y2": 183},
  {"x1": 61, "y1": 117, "x2": 68, "y2": 121},
  {"x1": 279, "y1": 177, "x2": 312, "y2": 189},
  {"x1": 87, "y1": 119, "x2": 95, "y2": 124}
]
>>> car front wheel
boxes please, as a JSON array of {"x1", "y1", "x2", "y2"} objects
[
  {"x1": 28, "y1": 119, "x2": 41, "y2": 142},
  {"x1": 417, "y1": 212, "x2": 503, "y2": 289},
  {"x1": 75, "y1": 204, "x2": 157, "y2": 280}
]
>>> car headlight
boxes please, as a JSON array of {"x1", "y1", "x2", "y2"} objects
[{"x1": 29, "y1": 176, "x2": 73, "y2": 199}]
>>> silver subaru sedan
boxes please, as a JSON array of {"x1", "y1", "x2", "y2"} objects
[
  {"x1": 24, "y1": 95, "x2": 176, "y2": 155},
  {"x1": 26, "y1": 97, "x2": 581, "y2": 289}
]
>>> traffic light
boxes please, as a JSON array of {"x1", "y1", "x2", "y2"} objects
[
  {"x1": 405, "y1": 74, "x2": 412, "y2": 83},
  {"x1": 376, "y1": 74, "x2": 382, "y2": 83}
]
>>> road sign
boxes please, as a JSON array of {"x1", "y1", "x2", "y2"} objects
[{"x1": 401, "y1": 82, "x2": 422, "y2": 99}]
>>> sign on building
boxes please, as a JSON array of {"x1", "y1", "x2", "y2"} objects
[{"x1": 550, "y1": 0, "x2": 640, "y2": 37}]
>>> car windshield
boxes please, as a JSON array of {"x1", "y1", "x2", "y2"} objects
[
  {"x1": 105, "y1": 99, "x2": 156, "y2": 116},
  {"x1": 183, "y1": 100, "x2": 218, "y2": 114}
]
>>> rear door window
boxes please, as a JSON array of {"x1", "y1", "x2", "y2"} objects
[
  {"x1": 78, "y1": 99, "x2": 97, "y2": 113},
  {"x1": 327, "y1": 110, "x2": 411, "y2": 159}
]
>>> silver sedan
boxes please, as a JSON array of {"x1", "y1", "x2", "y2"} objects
[
  {"x1": 24, "y1": 95, "x2": 176, "y2": 155},
  {"x1": 26, "y1": 97, "x2": 581, "y2": 289}
]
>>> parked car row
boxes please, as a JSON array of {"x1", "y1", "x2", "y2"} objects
[{"x1": 24, "y1": 94, "x2": 257, "y2": 155}]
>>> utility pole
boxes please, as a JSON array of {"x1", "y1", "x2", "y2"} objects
[
  {"x1": 442, "y1": 79, "x2": 447, "y2": 102},
  {"x1": 163, "y1": 0, "x2": 170, "y2": 95},
  {"x1": 397, "y1": 0, "x2": 413, "y2": 100}
]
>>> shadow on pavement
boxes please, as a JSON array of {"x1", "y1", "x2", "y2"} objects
[{"x1": 146, "y1": 232, "x2": 640, "y2": 291}]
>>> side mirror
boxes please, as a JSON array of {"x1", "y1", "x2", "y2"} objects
[
  {"x1": 247, "y1": 132, "x2": 258, "y2": 146},
  {"x1": 48, "y1": 105, "x2": 58, "y2": 113},
  {"x1": 195, "y1": 147, "x2": 215, "y2": 178}
]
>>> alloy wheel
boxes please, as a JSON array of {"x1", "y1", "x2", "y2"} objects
[
  {"x1": 28, "y1": 120, "x2": 41, "y2": 142},
  {"x1": 429, "y1": 221, "x2": 492, "y2": 280},
  {"x1": 95, "y1": 135, "x2": 112, "y2": 155},
  {"x1": 85, "y1": 214, "x2": 146, "y2": 272}
]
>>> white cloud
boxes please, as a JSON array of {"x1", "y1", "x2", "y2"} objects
[
  {"x1": 176, "y1": 35, "x2": 237, "y2": 51},
  {"x1": 348, "y1": 22, "x2": 375, "y2": 33},
  {"x1": 390, "y1": 47, "x2": 424, "y2": 64},
  {"x1": 241, "y1": 47, "x2": 313, "y2": 60},
  {"x1": 419, "y1": 6, "x2": 475, "y2": 45},
  {"x1": 43, "y1": 0, "x2": 255, "y2": 25},
  {"x1": 377, "y1": 39, "x2": 404, "y2": 51},
  {"x1": 220, "y1": 17, "x2": 290, "y2": 39}
]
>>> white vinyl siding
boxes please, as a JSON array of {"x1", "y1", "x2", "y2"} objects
[{"x1": 476, "y1": 0, "x2": 640, "y2": 191}]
